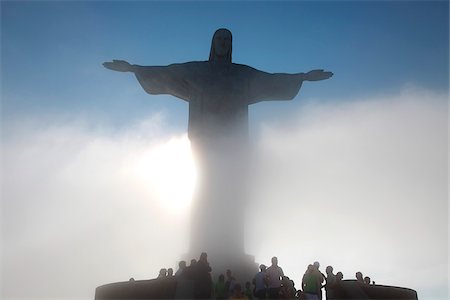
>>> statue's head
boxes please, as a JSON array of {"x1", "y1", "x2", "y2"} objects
[{"x1": 209, "y1": 28, "x2": 232, "y2": 62}]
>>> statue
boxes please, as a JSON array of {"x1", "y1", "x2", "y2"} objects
[
  {"x1": 103, "y1": 28, "x2": 333, "y2": 279},
  {"x1": 103, "y1": 28, "x2": 332, "y2": 143}
]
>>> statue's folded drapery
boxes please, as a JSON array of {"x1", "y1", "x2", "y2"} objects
[{"x1": 134, "y1": 61, "x2": 303, "y2": 142}]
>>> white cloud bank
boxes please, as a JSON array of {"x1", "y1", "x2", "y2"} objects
[
  {"x1": 247, "y1": 86, "x2": 448, "y2": 300},
  {"x1": 1, "y1": 114, "x2": 194, "y2": 299},
  {"x1": 1, "y1": 86, "x2": 448, "y2": 300}
]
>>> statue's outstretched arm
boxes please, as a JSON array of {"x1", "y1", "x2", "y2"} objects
[
  {"x1": 247, "y1": 68, "x2": 333, "y2": 104},
  {"x1": 103, "y1": 60, "x2": 141, "y2": 72},
  {"x1": 103, "y1": 60, "x2": 191, "y2": 102},
  {"x1": 302, "y1": 69, "x2": 333, "y2": 81}
]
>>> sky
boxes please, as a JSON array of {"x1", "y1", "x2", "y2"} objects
[{"x1": 1, "y1": 1, "x2": 448, "y2": 300}]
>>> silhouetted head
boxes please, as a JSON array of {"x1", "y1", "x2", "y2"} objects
[
  {"x1": 158, "y1": 268, "x2": 167, "y2": 277},
  {"x1": 326, "y1": 266, "x2": 333, "y2": 275},
  {"x1": 307, "y1": 264, "x2": 314, "y2": 273},
  {"x1": 356, "y1": 272, "x2": 364, "y2": 282},
  {"x1": 179, "y1": 260, "x2": 187, "y2": 269},
  {"x1": 226, "y1": 269, "x2": 232, "y2": 278},
  {"x1": 167, "y1": 268, "x2": 173, "y2": 276},
  {"x1": 336, "y1": 272, "x2": 343, "y2": 281},
  {"x1": 219, "y1": 274, "x2": 225, "y2": 282},
  {"x1": 190, "y1": 259, "x2": 197, "y2": 266},
  {"x1": 209, "y1": 28, "x2": 232, "y2": 62},
  {"x1": 199, "y1": 252, "x2": 208, "y2": 262},
  {"x1": 364, "y1": 276, "x2": 371, "y2": 285},
  {"x1": 271, "y1": 256, "x2": 278, "y2": 266},
  {"x1": 260, "y1": 264, "x2": 267, "y2": 272},
  {"x1": 313, "y1": 261, "x2": 320, "y2": 270}
]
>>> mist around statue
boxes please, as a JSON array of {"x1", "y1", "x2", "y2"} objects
[
  {"x1": 103, "y1": 28, "x2": 333, "y2": 279},
  {"x1": 2, "y1": 2, "x2": 447, "y2": 300},
  {"x1": 97, "y1": 29, "x2": 418, "y2": 300}
]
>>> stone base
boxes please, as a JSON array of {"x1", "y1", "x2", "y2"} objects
[
  {"x1": 95, "y1": 278, "x2": 419, "y2": 300},
  {"x1": 95, "y1": 269, "x2": 419, "y2": 300}
]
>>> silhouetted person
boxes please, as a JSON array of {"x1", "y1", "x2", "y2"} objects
[
  {"x1": 245, "y1": 281, "x2": 254, "y2": 300},
  {"x1": 174, "y1": 261, "x2": 192, "y2": 299},
  {"x1": 225, "y1": 269, "x2": 237, "y2": 298},
  {"x1": 290, "y1": 279, "x2": 297, "y2": 299},
  {"x1": 302, "y1": 265, "x2": 321, "y2": 300},
  {"x1": 175, "y1": 260, "x2": 187, "y2": 277},
  {"x1": 165, "y1": 268, "x2": 177, "y2": 299},
  {"x1": 330, "y1": 272, "x2": 343, "y2": 300},
  {"x1": 156, "y1": 268, "x2": 169, "y2": 299},
  {"x1": 194, "y1": 252, "x2": 213, "y2": 299},
  {"x1": 230, "y1": 283, "x2": 248, "y2": 300},
  {"x1": 253, "y1": 264, "x2": 268, "y2": 299},
  {"x1": 324, "y1": 266, "x2": 336, "y2": 300},
  {"x1": 312, "y1": 262, "x2": 325, "y2": 300},
  {"x1": 355, "y1": 272, "x2": 364, "y2": 284},
  {"x1": 363, "y1": 276, "x2": 371, "y2": 285},
  {"x1": 215, "y1": 274, "x2": 226, "y2": 299},
  {"x1": 185, "y1": 259, "x2": 197, "y2": 280},
  {"x1": 279, "y1": 276, "x2": 296, "y2": 299},
  {"x1": 266, "y1": 257, "x2": 284, "y2": 299}
]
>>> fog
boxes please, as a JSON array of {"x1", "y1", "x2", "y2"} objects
[
  {"x1": 1, "y1": 87, "x2": 447, "y2": 299},
  {"x1": 246, "y1": 86, "x2": 447, "y2": 300}
]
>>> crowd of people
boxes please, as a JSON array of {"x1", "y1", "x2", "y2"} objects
[{"x1": 145, "y1": 253, "x2": 375, "y2": 300}]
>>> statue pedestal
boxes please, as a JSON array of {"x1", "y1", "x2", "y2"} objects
[
  {"x1": 212, "y1": 253, "x2": 259, "y2": 283},
  {"x1": 188, "y1": 136, "x2": 255, "y2": 282},
  {"x1": 183, "y1": 251, "x2": 258, "y2": 283}
]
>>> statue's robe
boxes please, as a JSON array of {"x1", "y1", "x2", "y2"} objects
[
  {"x1": 134, "y1": 61, "x2": 302, "y2": 144},
  {"x1": 133, "y1": 61, "x2": 303, "y2": 265}
]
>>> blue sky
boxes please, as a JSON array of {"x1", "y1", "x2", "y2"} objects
[
  {"x1": 1, "y1": 1, "x2": 448, "y2": 299},
  {"x1": 2, "y1": 1, "x2": 448, "y2": 132}
]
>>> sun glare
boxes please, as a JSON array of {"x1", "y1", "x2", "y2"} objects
[{"x1": 132, "y1": 134, "x2": 197, "y2": 212}]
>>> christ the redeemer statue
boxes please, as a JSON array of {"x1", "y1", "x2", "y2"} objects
[{"x1": 104, "y1": 28, "x2": 332, "y2": 278}]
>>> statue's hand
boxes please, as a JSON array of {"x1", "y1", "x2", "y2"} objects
[
  {"x1": 304, "y1": 69, "x2": 333, "y2": 81},
  {"x1": 103, "y1": 60, "x2": 133, "y2": 72}
]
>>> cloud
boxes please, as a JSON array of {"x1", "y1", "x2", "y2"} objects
[
  {"x1": 1, "y1": 86, "x2": 448, "y2": 299},
  {"x1": 1, "y1": 114, "x2": 193, "y2": 298},
  {"x1": 246, "y1": 86, "x2": 447, "y2": 300}
]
